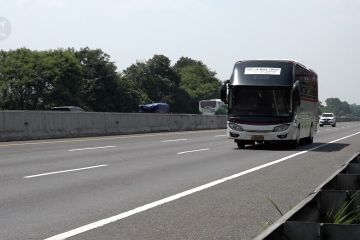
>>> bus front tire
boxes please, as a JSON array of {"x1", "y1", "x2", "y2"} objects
[
  {"x1": 305, "y1": 125, "x2": 314, "y2": 145},
  {"x1": 289, "y1": 126, "x2": 300, "y2": 149},
  {"x1": 236, "y1": 141, "x2": 246, "y2": 149}
]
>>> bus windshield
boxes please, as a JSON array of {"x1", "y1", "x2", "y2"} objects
[{"x1": 229, "y1": 86, "x2": 291, "y2": 117}]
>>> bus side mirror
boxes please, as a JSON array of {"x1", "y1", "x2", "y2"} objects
[{"x1": 220, "y1": 80, "x2": 229, "y2": 104}]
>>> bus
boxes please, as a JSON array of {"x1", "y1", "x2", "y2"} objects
[
  {"x1": 220, "y1": 60, "x2": 318, "y2": 148},
  {"x1": 199, "y1": 99, "x2": 226, "y2": 115}
]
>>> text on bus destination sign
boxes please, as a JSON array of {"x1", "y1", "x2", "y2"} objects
[{"x1": 244, "y1": 67, "x2": 281, "y2": 75}]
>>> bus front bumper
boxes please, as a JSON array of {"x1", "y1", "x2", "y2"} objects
[{"x1": 227, "y1": 122, "x2": 297, "y2": 142}]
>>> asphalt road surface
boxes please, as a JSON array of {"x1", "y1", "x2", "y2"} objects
[{"x1": 1, "y1": 122, "x2": 360, "y2": 240}]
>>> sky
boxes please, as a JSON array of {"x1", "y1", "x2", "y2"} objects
[{"x1": 1, "y1": 0, "x2": 360, "y2": 104}]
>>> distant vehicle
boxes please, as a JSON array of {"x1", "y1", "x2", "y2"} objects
[
  {"x1": 199, "y1": 99, "x2": 226, "y2": 115},
  {"x1": 139, "y1": 102, "x2": 170, "y2": 113},
  {"x1": 319, "y1": 112, "x2": 336, "y2": 127},
  {"x1": 221, "y1": 59, "x2": 318, "y2": 148},
  {"x1": 51, "y1": 106, "x2": 85, "y2": 112}
]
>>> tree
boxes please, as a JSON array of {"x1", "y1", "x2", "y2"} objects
[
  {"x1": 0, "y1": 48, "x2": 38, "y2": 109},
  {"x1": 178, "y1": 64, "x2": 221, "y2": 100},
  {"x1": 350, "y1": 104, "x2": 360, "y2": 117},
  {"x1": 75, "y1": 48, "x2": 123, "y2": 112},
  {"x1": 174, "y1": 57, "x2": 221, "y2": 113},
  {"x1": 0, "y1": 48, "x2": 82, "y2": 110},
  {"x1": 173, "y1": 57, "x2": 204, "y2": 73},
  {"x1": 122, "y1": 54, "x2": 185, "y2": 112},
  {"x1": 117, "y1": 75, "x2": 149, "y2": 112},
  {"x1": 42, "y1": 49, "x2": 82, "y2": 108},
  {"x1": 0, "y1": 49, "x2": 223, "y2": 114},
  {"x1": 323, "y1": 98, "x2": 351, "y2": 116}
]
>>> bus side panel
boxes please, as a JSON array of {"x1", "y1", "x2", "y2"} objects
[{"x1": 296, "y1": 64, "x2": 318, "y2": 139}]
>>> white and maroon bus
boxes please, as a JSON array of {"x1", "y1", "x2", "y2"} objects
[{"x1": 220, "y1": 60, "x2": 318, "y2": 148}]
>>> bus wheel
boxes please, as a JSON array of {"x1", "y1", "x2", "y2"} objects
[
  {"x1": 290, "y1": 126, "x2": 300, "y2": 148},
  {"x1": 236, "y1": 141, "x2": 245, "y2": 149},
  {"x1": 305, "y1": 125, "x2": 314, "y2": 145}
]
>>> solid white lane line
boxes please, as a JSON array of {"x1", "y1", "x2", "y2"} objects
[
  {"x1": 176, "y1": 148, "x2": 210, "y2": 155},
  {"x1": 68, "y1": 146, "x2": 116, "y2": 152},
  {"x1": 215, "y1": 135, "x2": 227, "y2": 137},
  {"x1": 24, "y1": 164, "x2": 108, "y2": 179},
  {"x1": 161, "y1": 139, "x2": 188, "y2": 143},
  {"x1": 44, "y1": 131, "x2": 360, "y2": 240},
  {"x1": 328, "y1": 132, "x2": 360, "y2": 143}
]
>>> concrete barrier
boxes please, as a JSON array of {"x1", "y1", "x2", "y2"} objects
[
  {"x1": 0, "y1": 111, "x2": 227, "y2": 142},
  {"x1": 337, "y1": 117, "x2": 360, "y2": 122},
  {"x1": 255, "y1": 153, "x2": 360, "y2": 240}
]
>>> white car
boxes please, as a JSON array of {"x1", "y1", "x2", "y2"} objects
[{"x1": 319, "y1": 113, "x2": 336, "y2": 127}]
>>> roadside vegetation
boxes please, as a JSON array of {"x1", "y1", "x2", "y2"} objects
[
  {"x1": 0, "y1": 48, "x2": 220, "y2": 113},
  {"x1": 1, "y1": 47, "x2": 360, "y2": 115},
  {"x1": 326, "y1": 192, "x2": 360, "y2": 224},
  {"x1": 261, "y1": 197, "x2": 292, "y2": 229},
  {"x1": 319, "y1": 98, "x2": 360, "y2": 118},
  {"x1": 263, "y1": 192, "x2": 360, "y2": 229}
]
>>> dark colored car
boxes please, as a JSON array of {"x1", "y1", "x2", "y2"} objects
[{"x1": 51, "y1": 106, "x2": 85, "y2": 112}]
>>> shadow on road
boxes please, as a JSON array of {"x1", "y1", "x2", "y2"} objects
[
  {"x1": 307, "y1": 142, "x2": 349, "y2": 152},
  {"x1": 234, "y1": 142, "x2": 349, "y2": 152}
]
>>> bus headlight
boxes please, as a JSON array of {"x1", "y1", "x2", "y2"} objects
[
  {"x1": 273, "y1": 124, "x2": 290, "y2": 132},
  {"x1": 229, "y1": 122, "x2": 244, "y2": 132}
]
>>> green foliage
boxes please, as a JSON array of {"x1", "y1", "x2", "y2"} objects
[
  {"x1": 326, "y1": 192, "x2": 360, "y2": 224},
  {"x1": 173, "y1": 57, "x2": 204, "y2": 72},
  {"x1": 320, "y1": 97, "x2": 360, "y2": 117},
  {"x1": 0, "y1": 48, "x2": 37, "y2": 109},
  {"x1": 174, "y1": 57, "x2": 221, "y2": 113},
  {"x1": 350, "y1": 104, "x2": 360, "y2": 117},
  {"x1": 120, "y1": 61, "x2": 151, "y2": 104},
  {"x1": 75, "y1": 47, "x2": 131, "y2": 112},
  {"x1": 0, "y1": 49, "x2": 222, "y2": 113},
  {"x1": 117, "y1": 75, "x2": 150, "y2": 112},
  {"x1": 261, "y1": 197, "x2": 293, "y2": 230},
  {"x1": 178, "y1": 65, "x2": 221, "y2": 100},
  {"x1": 215, "y1": 104, "x2": 228, "y2": 115},
  {"x1": 44, "y1": 49, "x2": 83, "y2": 108},
  {"x1": 0, "y1": 48, "x2": 82, "y2": 110},
  {"x1": 122, "y1": 54, "x2": 194, "y2": 113}
]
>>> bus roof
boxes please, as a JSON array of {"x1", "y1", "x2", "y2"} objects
[
  {"x1": 234, "y1": 59, "x2": 317, "y2": 75},
  {"x1": 230, "y1": 60, "x2": 317, "y2": 86}
]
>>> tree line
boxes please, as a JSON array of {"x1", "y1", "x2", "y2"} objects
[
  {"x1": 2, "y1": 48, "x2": 360, "y2": 116},
  {"x1": 320, "y1": 98, "x2": 360, "y2": 117},
  {"x1": 0, "y1": 48, "x2": 221, "y2": 113}
]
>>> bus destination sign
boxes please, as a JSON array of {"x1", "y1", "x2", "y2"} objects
[{"x1": 244, "y1": 67, "x2": 281, "y2": 75}]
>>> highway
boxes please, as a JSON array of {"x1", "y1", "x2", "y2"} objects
[{"x1": 1, "y1": 122, "x2": 360, "y2": 240}]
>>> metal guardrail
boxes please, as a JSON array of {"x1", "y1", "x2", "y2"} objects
[{"x1": 255, "y1": 152, "x2": 360, "y2": 240}]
